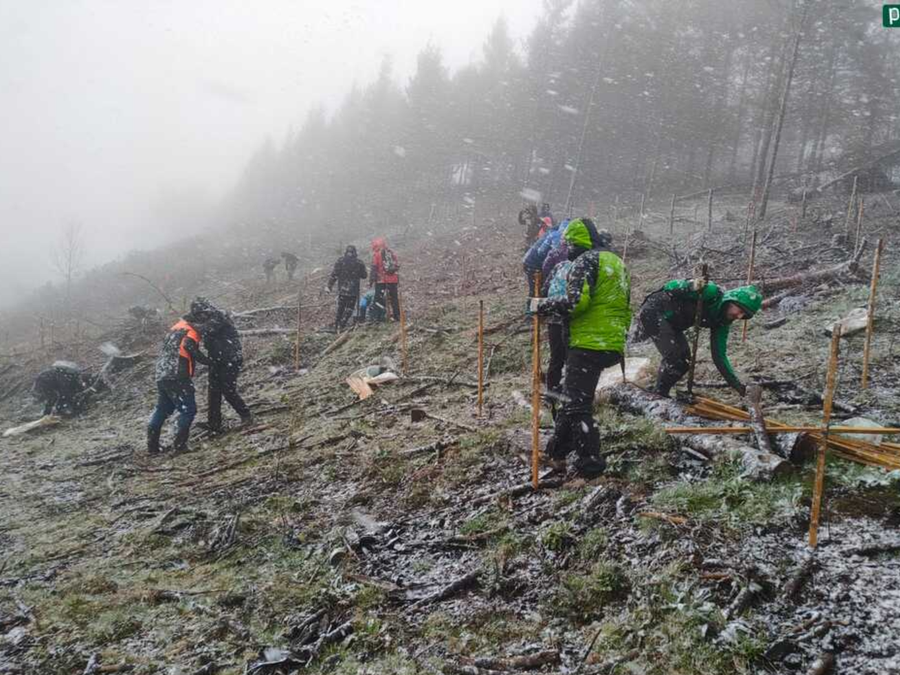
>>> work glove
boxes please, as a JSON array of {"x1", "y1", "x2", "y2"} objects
[
  {"x1": 691, "y1": 277, "x2": 705, "y2": 292},
  {"x1": 525, "y1": 298, "x2": 543, "y2": 315}
]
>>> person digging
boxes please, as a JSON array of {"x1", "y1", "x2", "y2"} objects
[
  {"x1": 633, "y1": 279, "x2": 762, "y2": 398},
  {"x1": 529, "y1": 218, "x2": 631, "y2": 478}
]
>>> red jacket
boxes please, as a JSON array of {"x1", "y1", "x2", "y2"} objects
[{"x1": 370, "y1": 238, "x2": 399, "y2": 284}]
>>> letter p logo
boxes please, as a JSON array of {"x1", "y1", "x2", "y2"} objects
[{"x1": 884, "y1": 5, "x2": 900, "y2": 26}]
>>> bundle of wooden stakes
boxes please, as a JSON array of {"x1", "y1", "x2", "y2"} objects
[{"x1": 683, "y1": 396, "x2": 900, "y2": 471}]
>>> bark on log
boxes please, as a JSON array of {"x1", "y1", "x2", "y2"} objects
[
  {"x1": 746, "y1": 384, "x2": 775, "y2": 456},
  {"x1": 761, "y1": 251, "x2": 866, "y2": 295},
  {"x1": 411, "y1": 569, "x2": 480, "y2": 608},
  {"x1": 784, "y1": 553, "x2": 815, "y2": 600},
  {"x1": 605, "y1": 384, "x2": 791, "y2": 481}
]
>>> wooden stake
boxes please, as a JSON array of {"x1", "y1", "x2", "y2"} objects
[
  {"x1": 844, "y1": 175, "x2": 858, "y2": 238},
  {"x1": 668, "y1": 193, "x2": 676, "y2": 235},
  {"x1": 801, "y1": 188, "x2": 808, "y2": 219},
  {"x1": 861, "y1": 238, "x2": 885, "y2": 389},
  {"x1": 665, "y1": 425, "x2": 900, "y2": 435},
  {"x1": 706, "y1": 188, "x2": 713, "y2": 231},
  {"x1": 741, "y1": 230, "x2": 757, "y2": 342},
  {"x1": 686, "y1": 264, "x2": 709, "y2": 399},
  {"x1": 810, "y1": 325, "x2": 842, "y2": 548},
  {"x1": 743, "y1": 200, "x2": 754, "y2": 239},
  {"x1": 531, "y1": 271, "x2": 542, "y2": 490},
  {"x1": 853, "y1": 198, "x2": 864, "y2": 256},
  {"x1": 293, "y1": 289, "x2": 302, "y2": 371},
  {"x1": 638, "y1": 192, "x2": 646, "y2": 230},
  {"x1": 477, "y1": 300, "x2": 484, "y2": 417},
  {"x1": 400, "y1": 302, "x2": 408, "y2": 376}
]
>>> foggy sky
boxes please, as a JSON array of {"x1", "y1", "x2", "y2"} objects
[{"x1": 0, "y1": 0, "x2": 543, "y2": 307}]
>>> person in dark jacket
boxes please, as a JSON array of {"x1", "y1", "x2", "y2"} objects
[
  {"x1": 539, "y1": 202, "x2": 555, "y2": 227},
  {"x1": 263, "y1": 257, "x2": 279, "y2": 283},
  {"x1": 369, "y1": 238, "x2": 401, "y2": 322},
  {"x1": 522, "y1": 223, "x2": 560, "y2": 295},
  {"x1": 201, "y1": 303, "x2": 253, "y2": 433},
  {"x1": 32, "y1": 362, "x2": 95, "y2": 416},
  {"x1": 633, "y1": 281, "x2": 762, "y2": 397},
  {"x1": 518, "y1": 203, "x2": 540, "y2": 250},
  {"x1": 282, "y1": 252, "x2": 299, "y2": 282},
  {"x1": 531, "y1": 219, "x2": 630, "y2": 478},
  {"x1": 329, "y1": 245, "x2": 368, "y2": 330},
  {"x1": 147, "y1": 299, "x2": 211, "y2": 454}
]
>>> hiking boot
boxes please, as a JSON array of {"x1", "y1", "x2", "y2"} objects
[
  {"x1": 172, "y1": 426, "x2": 191, "y2": 454},
  {"x1": 147, "y1": 426, "x2": 162, "y2": 455},
  {"x1": 573, "y1": 454, "x2": 606, "y2": 479},
  {"x1": 239, "y1": 414, "x2": 255, "y2": 428},
  {"x1": 542, "y1": 456, "x2": 568, "y2": 473}
]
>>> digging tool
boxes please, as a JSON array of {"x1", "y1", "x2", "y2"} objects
[
  {"x1": 531, "y1": 271, "x2": 542, "y2": 489},
  {"x1": 810, "y1": 325, "x2": 842, "y2": 548},
  {"x1": 685, "y1": 263, "x2": 709, "y2": 400}
]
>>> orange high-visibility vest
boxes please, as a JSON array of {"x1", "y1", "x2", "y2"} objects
[{"x1": 170, "y1": 319, "x2": 201, "y2": 377}]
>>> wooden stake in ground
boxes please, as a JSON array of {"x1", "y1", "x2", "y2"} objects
[
  {"x1": 861, "y1": 238, "x2": 885, "y2": 389},
  {"x1": 638, "y1": 192, "x2": 646, "y2": 230},
  {"x1": 853, "y1": 198, "x2": 865, "y2": 256},
  {"x1": 477, "y1": 300, "x2": 484, "y2": 417},
  {"x1": 293, "y1": 289, "x2": 302, "y2": 371},
  {"x1": 801, "y1": 188, "x2": 808, "y2": 219},
  {"x1": 400, "y1": 305, "x2": 408, "y2": 376},
  {"x1": 668, "y1": 193, "x2": 676, "y2": 235},
  {"x1": 686, "y1": 264, "x2": 709, "y2": 399},
  {"x1": 844, "y1": 175, "x2": 858, "y2": 238},
  {"x1": 743, "y1": 200, "x2": 755, "y2": 239},
  {"x1": 810, "y1": 325, "x2": 842, "y2": 548},
  {"x1": 742, "y1": 230, "x2": 757, "y2": 343},
  {"x1": 531, "y1": 271, "x2": 542, "y2": 490},
  {"x1": 706, "y1": 189, "x2": 713, "y2": 231}
]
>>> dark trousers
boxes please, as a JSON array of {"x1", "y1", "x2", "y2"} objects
[
  {"x1": 638, "y1": 299, "x2": 691, "y2": 396},
  {"x1": 546, "y1": 322, "x2": 568, "y2": 395},
  {"x1": 148, "y1": 380, "x2": 196, "y2": 434},
  {"x1": 335, "y1": 295, "x2": 357, "y2": 330},
  {"x1": 546, "y1": 348, "x2": 621, "y2": 471},
  {"x1": 208, "y1": 364, "x2": 251, "y2": 429},
  {"x1": 374, "y1": 283, "x2": 401, "y2": 322},
  {"x1": 524, "y1": 267, "x2": 538, "y2": 295}
]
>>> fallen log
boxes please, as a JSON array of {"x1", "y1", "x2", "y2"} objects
[
  {"x1": 746, "y1": 385, "x2": 776, "y2": 456},
  {"x1": 761, "y1": 241, "x2": 868, "y2": 294},
  {"x1": 400, "y1": 436, "x2": 457, "y2": 457},
  {"x1": 472, "y1": 650, "x2": 560, "y2": 671},
  {"x1": 411, "y1": 569, "x2": 480, "y2": 608},
  {"x1": 605, "y1": 384, "x2": 791, "y2": 481},
  {"x1": 233, "y1": 305, "x2": 295, "y2": 317},
  {"x1": 238, "y1": 328, "x2": 296, "y2": 337},
  {"x1": 783, "y1": 553, "x2": 815, "y2": 600}
]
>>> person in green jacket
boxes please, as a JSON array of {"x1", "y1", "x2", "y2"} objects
[
  {"x1": 633, "y1": 280, "x2": 762, "y2": 397},
  {"x1": 530, "y1": 218, "x2": 631, "y2": 477}
]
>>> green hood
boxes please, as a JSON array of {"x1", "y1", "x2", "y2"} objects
[
  {"x1": 722, "y1": 285, "x2": 762, "y2": 318},
  {"x1": 564, "y1": 219, "x2": 592, "y2": 250}
]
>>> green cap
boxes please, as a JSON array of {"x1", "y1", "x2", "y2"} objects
[{"x1": 722, "y1": 285, "x2": 762, "y2": 318}]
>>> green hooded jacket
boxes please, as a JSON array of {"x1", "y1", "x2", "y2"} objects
[
  {"x1": 658, "y1": 280, "x2": 762, "y2": 391},
  {"x1": 539, "y1": 220, "x2": 631, "y2": 353}
]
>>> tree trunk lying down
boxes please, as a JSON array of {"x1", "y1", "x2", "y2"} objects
[{"x1": 605, "y1": 383, "x2": 792, "y2": 481}]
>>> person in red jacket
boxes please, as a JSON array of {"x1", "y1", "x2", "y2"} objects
[{"x1": 369, "y1": 237, "x2": 401, "y2": 322}]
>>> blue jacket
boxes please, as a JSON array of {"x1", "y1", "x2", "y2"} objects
[{"x1": 522, "y1": 227, "x2": 559, "y2": 271}]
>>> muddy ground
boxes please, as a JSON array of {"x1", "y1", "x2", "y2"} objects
[{"x1": 2, "y1": 192, "x2": 900, "y2": 675}]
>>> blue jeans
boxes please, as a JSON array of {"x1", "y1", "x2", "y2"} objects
[{"x1": 148, "y1": 380, "x2": 196, "y2": 434}]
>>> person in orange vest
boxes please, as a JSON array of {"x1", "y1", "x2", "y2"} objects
[
  {"x1": 146, "y1": 299, "x2": 212, "y2": 454},
  {"x1": 369, "y1": 237, "x2": 401, "y2": 322}
]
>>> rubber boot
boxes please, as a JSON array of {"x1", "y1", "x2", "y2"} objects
[
  {"x1": 573, "y1": 453, "x2": 606, "y2": 479},
  {"x1": 147, "y1": 426, "x2": 162, "y2": 455},
  {"x1": 172, "y1": 425, "x2": 191, "y2": 454}
]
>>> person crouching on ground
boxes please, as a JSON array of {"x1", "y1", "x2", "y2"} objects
[
  {"x1": 633, "y1": 280, "x2": 762, "y2": 398},
  {"x1": 146, "y1": 299, "x2": 211, "y2": 454},
  {"x1": 530, "y1": 219, "x2": 630, "y2": 478}
]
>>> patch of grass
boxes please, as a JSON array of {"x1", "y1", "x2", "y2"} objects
[
  {"x1": 353, "y1": 584, "x2": 386, "y2": 611},
  {"x1": 88, "y1": 609, "x2": 144, "y2": 643},
  {"x1": 550, "y1": 560, "x2": 629, "y2": 623},
  {"x1": 651, "y1": 459, "x2": 801, "y2": 530},
  {"x1": 459, "y1": 509, "x2": 505, "y2": 535},
  {"x1": 577, "y1": 527, "x2": 608, "y2": 560},
  {"x1": 541, "y1": 520, "x2": 575, "y2": 552}
]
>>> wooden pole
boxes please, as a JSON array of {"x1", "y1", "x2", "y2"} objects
[
  {"x1": 861, "y1": 238, "x2": 885, "y2": 389},
  {"x1": 293, "y1": 289, "x2": 302, "y2": 371},
  {"x1": 400, "y1": 301, "x2": 408, "y2": 376},
  {"x1": 810, "y1": 325, "x2": 842, "y2": 548},
  {"x1": 638, "y1": 192, "x2": 646, "y2": 231},
  {"x1": 741, "y1": 229, "x2": 757, "y2": 342},
  {"x1": 853, "y1": 198, "x2": 864, "y2": 256},
  {"x1": 668, "y1": 193, "x2": 676, "y2": 235},
  {"x1": 800, "y1": 188, "x2": 808, "y2": 219},
  {"x1": 665, "y1": 425, "x2": 900, "y2": 435},
  {"x1": 743, "y1": 200, "x2": 754, "y2": 239},
  {"x1": 686, "y1": 265, "x2": 709, "y2": 399},
  {"x1": 477, "y1": 300, "x2": 484, "y2": 417},
  {"x1": 844, "y1": 175, "x2": 858, "y2": 238},
  {"x1": 40, "y1": 317, "x2": 45, "y2": 350},
  {"x1": 706, "y1": 189, "x2": 713, "y2": 231},
  {"x1": 531, "y1": 271, "x2": 542, "y2": 490}
]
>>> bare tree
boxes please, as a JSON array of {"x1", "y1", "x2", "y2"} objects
[{"x1": 52, "y1": 221, "x2": 85, "y2": 303}]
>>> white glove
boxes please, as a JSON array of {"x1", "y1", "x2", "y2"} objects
[
  {"x1": 526, "y1": 298, "x2": 542, "y2": 314},
  {"x1": 691, "y1": 277, "x2": 704, "y2": 291}
]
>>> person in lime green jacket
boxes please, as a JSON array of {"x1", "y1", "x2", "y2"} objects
[
  {"x1": 633, "y1": 280, "x2": 762, "y2": 397},
  {"x1": 530, "y1": 218, "x2": 631, "y2": 478}
]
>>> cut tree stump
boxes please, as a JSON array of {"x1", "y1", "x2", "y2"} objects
[{"x1": 605, "y1": 384, "x2": 791, "y2": 481}]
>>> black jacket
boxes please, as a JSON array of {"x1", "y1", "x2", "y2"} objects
[
  {"x1": 204, "y1": 311, "x2": 243, "y2": 369},
  {"x1": 33, "y1": 365, "x2": 90, "y2": 415},
  {"x1": 329, "y1": 254, "x2": 367, "y2": 297}
]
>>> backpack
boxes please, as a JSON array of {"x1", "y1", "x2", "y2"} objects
[{"x1": 381, "y1": 248, "x2": 400, "y2": 275}]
